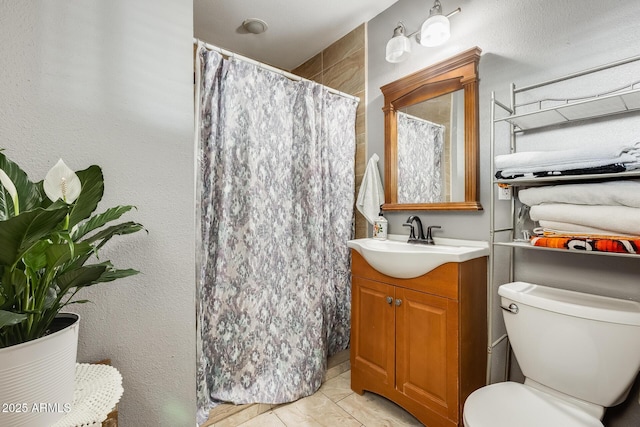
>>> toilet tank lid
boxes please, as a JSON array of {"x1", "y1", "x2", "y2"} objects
[{"x1": 499, "y1": 282, "x2": 640, "y2": 326}]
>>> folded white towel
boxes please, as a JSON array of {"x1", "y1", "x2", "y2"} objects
[
  {"x1": 536, "y1": 220, "x2": 637, "y2": 238},
  {"x1": 495, "y1": 142, "x2": 640, "y2": 177},
  {"x1": 519, "y1": 180, "x2": 640, "y2": 208},
  {"x1": 499, "y1": 157, "x2": 635, "y2": 177},
  {"x1": 356, "y1": 153, "x2": 385, "y2": 225},
  {"x1": 530, "y1": 204, "x2": 640, "y2": 236}
]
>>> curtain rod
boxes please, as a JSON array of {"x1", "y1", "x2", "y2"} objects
[
  {"x1": 193, "y1": 38, "x2": 360, "y2": 103},
  {"x1": 397, "y1": 111, "x2": 445, "y2": 129}
]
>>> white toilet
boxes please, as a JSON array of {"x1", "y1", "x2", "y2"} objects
[{"x1": 463, "y1": 281, "x2": 640, "y2": 427}]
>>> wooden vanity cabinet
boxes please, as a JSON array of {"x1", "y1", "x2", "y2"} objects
[{"x1": 350, "y1": 250, "x2": 487, "y2": 427}]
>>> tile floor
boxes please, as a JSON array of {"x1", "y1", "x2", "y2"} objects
[{"x1": 204, "y1": 350, "x2": 423, "y2": 427}]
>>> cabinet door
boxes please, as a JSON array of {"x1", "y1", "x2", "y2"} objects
[
  {"x1": 351, "y1": 277, "x2": 396, "y2": 388},
  {"x1": 395, "y1": 287, "x2": 458, "y2": 421}
]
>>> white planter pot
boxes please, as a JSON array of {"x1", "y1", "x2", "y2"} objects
[{"x1": 0, "y1": 313, "x2": 79, "y2": 427}]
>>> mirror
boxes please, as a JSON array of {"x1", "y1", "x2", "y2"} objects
[
  {"x1": 397, "y1": 89, "x2": 465, "y2": 203},
  {"x1": 381, "y1": 47, "x2": 482, "y2": 211}
]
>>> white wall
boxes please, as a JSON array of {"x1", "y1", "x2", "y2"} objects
[
  {"x1": 368, "y1": 0, "x2": 640, "y2": 423},
  {"x1": 368, "y1": 0, "x2": 640, "y2": 238},
  {"x1": 0, "y1": 1, "x2": 195, "y2": 426}
]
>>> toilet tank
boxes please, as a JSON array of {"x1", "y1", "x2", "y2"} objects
[{"x1": 499, "y1": 281, "x2": 640, "y2": 407}]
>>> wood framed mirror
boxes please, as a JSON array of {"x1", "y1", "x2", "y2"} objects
[{"x1": 381, "y1": 47, "x2": 482, "y2": 211}]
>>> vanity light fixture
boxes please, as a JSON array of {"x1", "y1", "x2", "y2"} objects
[
  {"x1": 385, "y1": 0, "x2": 461, "y2": 63},
  {"x1": 385, "y1": 22, "x2": 412, "y2": 63},
  {"x1": 420, "y1": 0, "x2": 451, "y2": 47}
]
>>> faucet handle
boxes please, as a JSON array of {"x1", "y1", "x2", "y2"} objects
[
  {"x1": 426, "y1": 225, "x2": 442, "y2": 244},
  {"x1": 402, "y1": 222, "x2": 416, "y2": 239}
]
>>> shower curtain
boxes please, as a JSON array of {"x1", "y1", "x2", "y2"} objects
[
  {"x1": 195, "y1": 46, "x2": 358, "y2": 417},
  {"x1": 397, "y1": 111, "x2": 445, "y2": 203}
]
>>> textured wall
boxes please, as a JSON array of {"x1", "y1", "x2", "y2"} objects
[
  {"x1": 0, "y1": 1, "x2": 195, "y2": 425},
  {"x1": 367, "y1": 0, "x2": 640, "y2": 424},
  {"x1": 291, "y1": 24, "x2": 368, "y2": 238}
]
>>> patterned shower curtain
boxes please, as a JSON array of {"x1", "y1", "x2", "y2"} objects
[
  {"x1": 195, "y1": 47, "x2": 357, "y2": 418},
  {"x1": 397, "y1": 111, "x2": 445, "y2": 203}
]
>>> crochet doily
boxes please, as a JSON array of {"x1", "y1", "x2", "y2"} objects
[{"x1": 52, "y1": 363, "x2": 124, "y2": 427}]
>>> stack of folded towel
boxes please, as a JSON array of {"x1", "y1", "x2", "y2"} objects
[
  {"x1": 519, "y1": 180, "x2": 640, "y2": 254},
  {"x1": 495, "y1": 142, "x2": 640, "y2": 179}
]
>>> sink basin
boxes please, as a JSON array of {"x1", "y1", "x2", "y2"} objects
[{"x1": 347, "y1": 236, "x2": 489, "y2": 279}]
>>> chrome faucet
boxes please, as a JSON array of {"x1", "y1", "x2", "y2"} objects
[
  {"x1": 403, "y1": 215, "x2": 425, "y2": 242},
  {"x1": 402, "y1": 215, "x2": 441, "y2": 245}
]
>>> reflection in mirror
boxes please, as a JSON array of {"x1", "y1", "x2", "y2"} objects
[
  {"x1": 381, "y1": 46, "x2": 482, "y2": 211},
  {"x1": 397, "y1": 89, "x2": 465, "y2": 203}
]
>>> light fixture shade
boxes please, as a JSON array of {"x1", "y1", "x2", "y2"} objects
[
  {"x1": 419, "y1": 14, "x2": 450, "y2": 47},
  {"x1": 385, "y1": 34, "x2": 411, "y2": 63}
]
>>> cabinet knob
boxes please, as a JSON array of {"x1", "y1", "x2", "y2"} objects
[
  {"x1": 395, "y1": 299, "x2": 402, "y2": 306},
  {"x1": 386, "y1": 296, "x2": 393, "y2": 305}
]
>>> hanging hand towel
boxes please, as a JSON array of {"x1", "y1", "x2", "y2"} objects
[{"x1": 356, "y1": 153, "x2": 385, "y2": 224}]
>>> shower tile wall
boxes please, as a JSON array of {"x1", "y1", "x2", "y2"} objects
[{"x1": 292, "y1": 23, "x2": 368, "y2": 239}]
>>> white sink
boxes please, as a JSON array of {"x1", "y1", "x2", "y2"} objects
[{"x1": 347, "y1": 235, "x2": 489, "y2": 279}]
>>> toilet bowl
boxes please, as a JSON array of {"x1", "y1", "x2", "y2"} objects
[{"x1": 463, "y1": 281, "x2": 640, "y2": 427}]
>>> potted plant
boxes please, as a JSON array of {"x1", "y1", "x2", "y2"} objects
[{"x1": 0, "y1": 151, "x2": 144, "y2": 426}]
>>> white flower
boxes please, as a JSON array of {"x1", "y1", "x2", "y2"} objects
[
  {"x1": 0, "y1": 168, "x2": 19, "y2": 214},
  {"x1": 43, "y1": 159, "x2": 82, "y2": 203}
]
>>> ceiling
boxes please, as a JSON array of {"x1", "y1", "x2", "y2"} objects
[{"x1": 194, "y1": 0, "x2": 399, "y2": 71}]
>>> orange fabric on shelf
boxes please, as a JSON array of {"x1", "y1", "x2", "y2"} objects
[
  {"x1": 531, "y1": 236, "x2": 571, "y2": 249},
  {"x1": 531, "y1": 236, "x2": 640, "y2": 254},
  {"x1": 541, "y1": 231, "x2": 639, "y2": 240},
  {"x1": 593, "y1": 239, "x2": 636, "y2": 253}
]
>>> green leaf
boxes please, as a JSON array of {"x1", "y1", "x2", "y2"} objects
[
  {"x1": 0, "y1": 310, "x2": 27, "y2": 328},
  {"x1": 0, "y1": 205, "x2": 70, "y2": 266},
  {"x1": 22, "y1": 239, "x2": 52, "y2": 271},
  {"x1": 96, "y1": 268, "x2": 139, "y2": 283},
  {"x1": 41, "y1": 237, "x2": 87, "y2": 268},
  {"x1": 52, "y1": 230, "x2": 74, "y2": 248},
  {"x1": 68, "y1": 166, "x2": 104, "y2": 230},
  {"x1": 64, "y1": 299, "x2": 91, "y2": 305},
  {"x1": 1, "y1": 269, "x2": 26, "y2": 303},
  {"x1": 34, "y1": 180, "x2": 52, "y2": 209},
  {"x1": 44, "y1": 243, "x2": 76, "y2": 270},
  {"x1": 83, "y1": 221, "x2": 146, "y2": 250},
  {"x1": 43, "y1": 285, "x2": 61, "y2": 309},
  {"x1": 62, "y1": 244, "x2": 96, "y2": 272},
  {"x1": 0, "y1": 152, "x2": 42, "y2": 218},
  {"x1": 0, "y1": 187, "x2": 10, "y2": 219},
  {"x1": 72, "y1": 205, "x2": 136, "y2": 240},
  {"x1": 56, "y1": 265, "x2": 108, "y2": 292}
]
